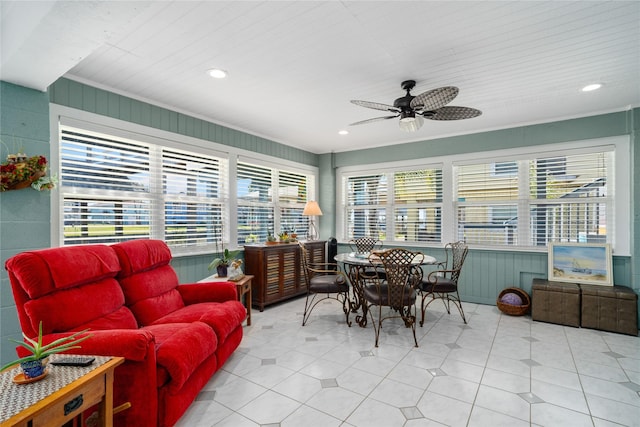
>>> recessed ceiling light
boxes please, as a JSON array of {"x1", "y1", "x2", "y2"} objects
[
  {"x1": 338, "y1": 130, "x2": 349, "y2": 135},
  {"x1": 207, "y1": 68, "x2": 227, "y2": 79},
  {"x1": 582, "y1": 83, "x2": 602, "y2": 92}
]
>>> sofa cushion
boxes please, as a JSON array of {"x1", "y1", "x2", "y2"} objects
[
  {"x1": 23, "y1": 278, "x2": 136, "y2": 334},
  {"x1": 5, "y1": 244, "x2": 120, "y2": 299},
  {"x1": 73, "y1": 306, "x2": 139, "y2": 332},
  {"x1": 143, "y1": 322, "x2": 218, "y2": 392},
  {"x1": 113, "y1": 239, "x2": 173, "y2": 278},
  {"x1": 119, "y1": 266, "x2": 185, "y2": 326},
  {"x1": 113, "y1": 240, "x2": 186, "y2": 325},
  {"x1": 151, "y1": 301, "x2": 246, "y2": 342}
]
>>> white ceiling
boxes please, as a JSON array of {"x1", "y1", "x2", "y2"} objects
[{"x1": 1, "y1": 1, "x2": 639, "y2": 154}]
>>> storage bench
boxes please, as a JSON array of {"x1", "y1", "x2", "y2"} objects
[
  {"x1": 581, "y1": 284, "x2": 638, "y2": 336},
  {"x1": 531, "y1": 278, "x2": 580, "y2": 327}
]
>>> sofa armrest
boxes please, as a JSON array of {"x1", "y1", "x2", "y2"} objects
[
  {"x1": 16, "y1": 329, "x2": 155, "y2": 362},
  {"x1": 177, "y1": 282, "x2": 238, "y2": 305}
]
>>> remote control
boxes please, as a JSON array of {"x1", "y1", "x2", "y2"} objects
[{"x1": 51, "y1": 356, "x2": 95, "y2": 367}]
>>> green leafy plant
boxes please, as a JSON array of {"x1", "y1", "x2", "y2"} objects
[
  {"x1": 208, "y1": 248, "x2": 241, "y2": 270},
  {"x1": 278, "y1": 232, "x2": 290, "y2": 243},
  {"x1": 0, "y1": 321, "x2": 92, "y2": 372}
]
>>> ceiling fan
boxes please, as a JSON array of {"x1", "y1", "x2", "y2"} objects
[{"x1": 349, "y1": 80, "x2": 482, "y2": 132}]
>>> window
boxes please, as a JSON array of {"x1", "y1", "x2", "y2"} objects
[
  {"x1": 342, "y1": 167, "x2": 442, "y2": 243},
  {"x1": 161, "y1": 148, "x2": 228, "y2": 249},
  {"x1": 337, "y1": 137, "x2": 627, "y2": 252},
  {"x1": 60, "y1": 126, "x2": 228, "y2": 253},
  {"x1": 456, "y1": 150, "x2": 612, "y2": 247},
  {"x1": 345, "y1": 174, "x2": 387, "y2": 241},
  {"x1": 236, "y1": 160, "x2": 313, "y2": 244},
  {"x1": 278, "y1": 170, "x2": 310, "y2": 237},
  {"x1": 394, "y1": 169, "x2": 442, "y2": 242}
]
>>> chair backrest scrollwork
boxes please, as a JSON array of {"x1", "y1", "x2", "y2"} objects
[
  {"x1": 371, "y1": 248, "x2": 424, "y2": 308},
  {"x1": 446, "y1": 241, "x2": 468, "y2": 283}
]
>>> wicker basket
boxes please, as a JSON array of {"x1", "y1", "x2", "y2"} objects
[{"x1": 497, "y1": 287, "x2": 531, "y2": 316}]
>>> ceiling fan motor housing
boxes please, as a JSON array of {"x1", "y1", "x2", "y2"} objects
[{"x1": 395, "y1": 80, "x2": 417, "y2": 113}]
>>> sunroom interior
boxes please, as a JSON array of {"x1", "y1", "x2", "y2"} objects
[{"x1": 1, "y1": 5, "x2": 639, "y2": 422}]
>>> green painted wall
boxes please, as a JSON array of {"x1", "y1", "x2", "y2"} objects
[
  {"x1": 0, "y1": 82, "x2": 51, "y2": 365},
  {"x1": 318, "y1": 153, "x2": 336, "y2": 240},
  {"x1": 49, "y1": 78, "x2": 318, "y2": 167}
]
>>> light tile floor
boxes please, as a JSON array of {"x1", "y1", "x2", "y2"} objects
[{"x1": 176, "y1": 297, "x2": 640, "y2": 427}]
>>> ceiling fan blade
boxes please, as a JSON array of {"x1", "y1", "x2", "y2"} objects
[
  {"x1": 410, "y1": 86, "x2": 459, "y2": 111},
  {"x1": 423, "y1": 106, "x2": 482, "y2": 121},
  {"x1": 351, "y1": 100, "x2": 399, "y2": 113},
  {"x1": 349, "y1": 115, "x2": 399, "y2": 126}
]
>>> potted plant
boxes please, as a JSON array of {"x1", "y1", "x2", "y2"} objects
[
  {"x1": 0, "y1": 321, "x2": 91, "y2": 379},
  {"x1": 278, "y1": 232, "x2": 290, "y2": 243},
  {"x1": 266, "y1": 233, "x2": 277, "y2": 245},
  {"x1": 208, "y1": 248, "x2": 240, "y2": 278}
]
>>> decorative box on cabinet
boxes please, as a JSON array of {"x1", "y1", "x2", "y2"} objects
[{"x1": 244, "y1": 241, "x2": 325, "y2": 311}]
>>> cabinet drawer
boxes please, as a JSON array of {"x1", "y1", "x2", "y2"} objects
[{"x1": 31, "y1": 373, "x2": 105, "y2": 427}]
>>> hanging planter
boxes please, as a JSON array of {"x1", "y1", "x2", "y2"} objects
[{"x1": 1, "y1": 153, "x2": 56, "y2": 192}]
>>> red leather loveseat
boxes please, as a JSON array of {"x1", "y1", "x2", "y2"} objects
[{"x1": 5, "y1": 239, "x2": 246, "y2": 427}]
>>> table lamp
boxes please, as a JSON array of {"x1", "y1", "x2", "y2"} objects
[{"x1": 302, "y1": 200, "x2": 323, "y2": 240}]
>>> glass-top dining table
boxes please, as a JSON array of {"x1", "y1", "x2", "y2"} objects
[{"x1": 335, "y1": 251, "x2": 438, "y2": 327}]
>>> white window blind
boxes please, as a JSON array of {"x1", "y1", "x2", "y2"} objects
[
  {"x1": 60, "y1": 126, "x2": 228, "y2": 252},
  {"x1": 61, "y1": 128, "x2": 153, "y2": 245},
  {"x1": 237, "y1": 161, "x2": 274, "y2": 244},
  {"x1": 528, "y1": 152, "x2": 610, "y2": 246},
  {"x1": 455, "y1": 149, "x2": 612, "y2": 247},
  {"x1": 393, "y1": 169, "x2": 442, "y2": 242},
  {"x1": 162, "y1": 148, "x2": 228, "y2": 249},
  {"x1": 343, "y1": 167, "x2": 442, "y2": 243},
  {"x1": 237, "y1": 161, "x2": 313, "y2": 244},
  {"x1": 455, "y1": 161, "x2": 520, "y2": 245},
  {"x1": 345, "y1": 174, "x2": 387, "y2": 241},
  {"x1": 278, "y1": 170, "x2": 309, "y2": 236}
]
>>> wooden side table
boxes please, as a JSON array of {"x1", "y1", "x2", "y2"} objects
[
  {"x1": 1, "y1": 355, "x2": 124, "y2": 427},
  {"x1": 199, "y1": 274, "x2": 253, "y2": 326}
]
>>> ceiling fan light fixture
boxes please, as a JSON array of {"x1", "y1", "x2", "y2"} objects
[
  {"x1": 399, "y1": 111, "x2": 424, "y2": 132},
  {"x1": 399, "y1": 111, "x2": 416, "y2": 123}
]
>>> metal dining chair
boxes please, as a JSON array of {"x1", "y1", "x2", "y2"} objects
[
  {"x1": 362, "y1": 248, "x2": 424, "y2": 347},
  {"x1": 418, "y1": 241, "x2": 469, "y2": 325},
  {"x1": 299, "y1": 241, "x2": 351, "y2": 326},
  {"x1": 348, "y1": 236, "x2": 381, "y2": 254}
]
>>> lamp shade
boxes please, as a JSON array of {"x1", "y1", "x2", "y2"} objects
[{"x1": 303, "y1": 200, "x2": 323, "y2": 216}]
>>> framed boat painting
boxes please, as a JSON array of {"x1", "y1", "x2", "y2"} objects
[{"x1": 548, "y1": 242, "x2": 612, "y2": 286}]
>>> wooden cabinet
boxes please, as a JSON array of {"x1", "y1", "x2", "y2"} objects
[{"x1": 244, "y1": 241, "x2": 325, "y2": 311}]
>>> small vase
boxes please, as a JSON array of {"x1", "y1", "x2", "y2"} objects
[
  {"x1": 20, "y1": 358, "x2": 47, "y2": 379},
  {"x1": 216, "y1": 265, "x2": 228, "y2": 278}
]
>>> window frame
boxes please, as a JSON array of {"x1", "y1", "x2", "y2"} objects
[
  {"x1": 336, "y1": 136, "x2": 631, "y2": 255},
  {"x1": 236, "y1": 157, "x2": 315, "y2": 245},
  {"x1": 339, "y1": 163, "x2": 444, "y2": 244},
  {"x1": 50, "y1": 105, "x2": 319, "y2": 256}
]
